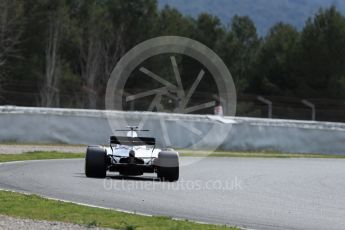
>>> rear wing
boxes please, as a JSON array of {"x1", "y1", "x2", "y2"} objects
[{"x1": 110, "y1": 136, "x2": 155, "y2": 146}]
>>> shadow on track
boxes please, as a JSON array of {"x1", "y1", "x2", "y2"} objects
[{"x1": 73, "y1": 173, "x2": 160, "y2": 182}]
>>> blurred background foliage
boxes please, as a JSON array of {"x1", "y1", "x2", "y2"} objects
[{"x1": 1, "y1": 0, "x2": 345, "y2": 121}]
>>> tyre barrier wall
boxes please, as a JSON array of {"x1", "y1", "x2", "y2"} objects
[{"x1": 1, "y1": 106, "x2": 345, "y2": 154}]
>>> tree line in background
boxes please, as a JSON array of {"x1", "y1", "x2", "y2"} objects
[{"x1": 1, "y1": 0, "x2": 345, "y2": 120}]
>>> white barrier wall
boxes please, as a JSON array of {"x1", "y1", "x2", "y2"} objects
[{"x1": 1, "y1": 106, "x2": 345, "y2": 154}]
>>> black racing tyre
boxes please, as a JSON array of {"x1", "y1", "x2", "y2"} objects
[
  {"x1": 157, "y1": 151, "x2": 179, "y2": 182},
  {"x1": 85, "y1": 146, "x2": 107, "y2": 178}
]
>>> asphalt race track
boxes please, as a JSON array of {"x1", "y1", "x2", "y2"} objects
[{"x1": 0, "y1": 157, "x2": 345, "y2": 230}]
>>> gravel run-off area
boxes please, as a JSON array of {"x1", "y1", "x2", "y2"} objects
[{"x1": 0, "y1": 215, "x2": 110, "y2": 230}]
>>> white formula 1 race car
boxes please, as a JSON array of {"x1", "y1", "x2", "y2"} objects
[{"x1": 85, "y1": 126, "x2": 179, "y2": 181}]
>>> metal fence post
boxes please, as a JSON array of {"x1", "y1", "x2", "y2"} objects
[
  {"x1": 257, "y1": 96, "x2": 272, "y2": 118},
  {"x1": 302, "y1": 99, "x2": 316, "y2": 121}
]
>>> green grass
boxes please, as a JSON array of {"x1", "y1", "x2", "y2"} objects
[
  {"x1": 0, "y1": 190, "x2": 238, "y2": 230},
  {"x1": 0, "y1": 150, "x2": 344, "y2": 163},
  {"x1": 0, "y1": 151, "x2": 84, "y2": 163},
  {"x1": 178, "y1": 150, "x2": 345, "y2": 158},
  {"x1": 0, "y1": 141, "x2": 85, "y2": 146}
]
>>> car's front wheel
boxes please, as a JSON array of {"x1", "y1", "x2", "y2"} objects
[{"x1": 85, "y1": 146, "x2": 107, "y2": 178}]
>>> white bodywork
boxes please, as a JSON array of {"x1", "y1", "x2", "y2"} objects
[
  {"x1": 105, "y1": 131, "x2": 173, "y2": 164},
  {"x1": 105, "y1": 146, "x2": 161, "y2": 158}
]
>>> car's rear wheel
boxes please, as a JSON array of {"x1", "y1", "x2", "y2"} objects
[
  {"x1": 157, "y1": 151, "x2": 179, "y2": 182},
  {"x1": 85, "y1": 146, "x2": 107, "y2": 178}
]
